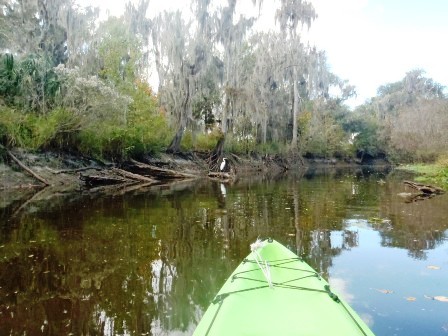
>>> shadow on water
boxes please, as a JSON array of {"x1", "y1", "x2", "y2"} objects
[{"x1": 1, "y1": 166, "x2": 448, "y2": 335}]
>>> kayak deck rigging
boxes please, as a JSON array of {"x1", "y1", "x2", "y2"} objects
[{"x1": 194, "y1": 239, "x2": 375, "y2": 336}]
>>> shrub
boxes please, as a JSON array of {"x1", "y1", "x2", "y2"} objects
[
  {"x1": 194, "y1": 129, "x2": 223, "y2": 151},
  {"x1": 224, "y1": 134, "x2": 256, "y2": 154},
  {"x1": 0, "y1": 107, "x2": 30, "y2": 147},
  {"x1": 0, "y1": 106, "x2": 81, "y2": 150}
]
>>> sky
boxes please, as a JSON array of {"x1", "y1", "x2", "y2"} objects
[
  {"x1": 308, "y1": 0, "x2": 448, "y2": 106},
  {"x1": 77, "y1": 0, "x2": 448, "y2": 107}
]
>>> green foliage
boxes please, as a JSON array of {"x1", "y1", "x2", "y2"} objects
[
  {"x1": 0, "y1": 54, "x2": 18, "y2": 104},
  {"x1": 192, "y1": 92, "x2": 221, "y2": 127},
  {"x1": 28, "y1": 108, "x2": 80, "y2": 149},
  {"x1": 0, "y1": 60, "x2": 170, "y2": 159},
  {"x1": 354, "y1": 71, "x2": 447, "y2": 163},
  {"x1": 0, "y1": 53, "x2": 60, "y2": 113},
  {"x1": 179, "y1": 129, "x2": 222, "y2": 152},
  {"x1": 255, "y1": 141, "x2": 288, "y2": 155},
  {"x1": 180, "y1": 131, "x2": 193, "y2": 151},
  {"x1": 300, "y1": 107, "x2": 353, "y2": 158},
  {"x1": 0, "y1": 106, "x2": 79, "y2": 150},
  {"x1": 0, "y1": 107, "x2": 32, "y2": 148},
  {"x1": 297, "y1": 111, "x2": 312, "y2": 135},
  {"x1": 224, "y1": 134, "x2": 256, "y2": 154},
  {"x1": 77, "y1": 112, "x2": 171, "y2": 161},
  {"x1": 400, "y1": 157, "x2": 448, "y2": 188},
  {"x1": 97, "y1": 17, "x2": 142, "y2": 87},
  {"x1": 194, "y1": 130, "x2": 223, "y2": 151},
  {"x1": 352, "y1": 120, "x2": 382, "y2": 157}
]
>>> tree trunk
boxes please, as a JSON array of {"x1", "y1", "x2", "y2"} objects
[
  {"x1": 291, "y1": 67, "x2": 300, "y2": 148},
  {"x1": 222, "y1": 89, "x2": 229, "y2": 134},
  {"x1": 262, "y1": 108, "x2": 267, "y2": 144},
  {"x1": 166, "y1": 126, "x2": 184, "y2": 153},
  {"x1": 209, "y1": 136, "x2": 226, "y2": 171},
  {"x1": 166, "y1": 73, "x2": 191, "y2": 153}
]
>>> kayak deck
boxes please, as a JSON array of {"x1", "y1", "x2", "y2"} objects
[{"x1": 194, "y1": 239, "x2": 374, "y2": 336}]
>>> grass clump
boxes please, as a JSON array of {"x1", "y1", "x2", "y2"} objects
[
  {"x1": 0, "y1": 106, "x2": 80, "y2": 150},
  {"x1": 400, "y1": 155, "x2": 448, "y2": 188}
]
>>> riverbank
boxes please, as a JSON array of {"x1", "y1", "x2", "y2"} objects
[
  {"x1": 1, "y1": 148, "x2": 380, "y2": 192},
  {"x1": 398, "y1": 159, "x2": 448, "y2": 189}
]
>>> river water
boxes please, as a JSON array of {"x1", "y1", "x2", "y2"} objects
[{"x1": 1, "y1": 167, "x2": 448, "y2": 335}]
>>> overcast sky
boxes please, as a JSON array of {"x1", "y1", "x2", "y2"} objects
[
  {"x1": 77, "y1": 0, "x2": 448, "y2": 107},
  {"x1": 309, "y1": 0, "x2": 448, "y2": 106}
]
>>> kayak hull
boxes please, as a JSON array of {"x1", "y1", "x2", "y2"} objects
[{"x1": 193, "y1": 239, "x2": 374, "y2": 336}]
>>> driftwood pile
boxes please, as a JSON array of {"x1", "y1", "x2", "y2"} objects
[
  {"x1": 1, "y1": 145, "x2": 231, "y2": 191},
  {"x1": 403, "y1": 180, "x2": 445, "y2": 194},
  {"x1": 402, "y1": 180, "x2": 445, "y2": 203},
  {"x1": 80, "y1": 160, "x2": 199, "y2": 188}
]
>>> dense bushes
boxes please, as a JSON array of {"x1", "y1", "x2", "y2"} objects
[
  {"x1": 0, "y1": 53, "x2": 172, "y2": 161},
  {"x1": 0, "y1": 107, "x2": 79, "y2": 150},
  {"x1": 0, "y1": 105, "x2": 171, "y2": 160},
  {"x1": 1, "y1": 50, "x2": 447, "y2": 164}
]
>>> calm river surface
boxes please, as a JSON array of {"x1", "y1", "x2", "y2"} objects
[{"x1": 1, "y1": 167, "x2": 448, "y2": 335}]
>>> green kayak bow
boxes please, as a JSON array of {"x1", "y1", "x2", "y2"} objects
[{"x1": 194, "y1": 238, "x2": 374, "y2": 336}]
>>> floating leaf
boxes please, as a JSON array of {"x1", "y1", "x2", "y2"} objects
[
  {"x1": 425, "y1": 295, "x2": 448, "y2": 302},
  {"x1": 405, "y1": 297, "x2": 417, "y2": 301},
  {"x1": 434, "y1": 296, "x2": 448, "y2": 302},
  {"x1": 374, "y1": 288, "x2": 393, "y2": 294},
  {"x1": 427, "y1": 265, "x2": 441, "y2": 270}
]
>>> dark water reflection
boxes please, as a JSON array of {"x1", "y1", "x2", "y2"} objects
[{"x1": 1, "y1": 167, "x2": 448, "y2": 335}]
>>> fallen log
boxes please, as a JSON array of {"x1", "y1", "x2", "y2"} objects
[
  {"x1": 112, "y1": 168, "x2": 157, "y2": 183},
  {"x1": 127, "y1": 159, "x2": 197, "y2": 179},
  {"x1": 208, "y1": 172, "x2": 232, "y2": 180},
  {"x1": 5, "y1": 148, "x2": 49, "y2": 186},
  {"x1": 403, "y1": 180, "x2": 445, "y2": 194}
]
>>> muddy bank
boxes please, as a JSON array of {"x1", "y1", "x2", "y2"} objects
[
  {"x1": 0, "y1": 149, "x2": 290, "y2": 191},
  {"x1": 0, "y1": 149, "x2": 276, "y2": 219},
  {"x1": 1, "y1": 149, "x2": 385, "y2": 221},
  {"x1": 1, "y1": 149, "x2": 389, "y2": 191}
]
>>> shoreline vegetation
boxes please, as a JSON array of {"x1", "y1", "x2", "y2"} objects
[
  {"x1": 1, "y1": 1, "x2": 447, "y2": 195},
  {"x1": 398, "y1": 158, "x2": 448, "y2": 189}
]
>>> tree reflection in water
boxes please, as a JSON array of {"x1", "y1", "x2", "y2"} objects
[{"x1": 1, "y1": 167, "x2": 447, "y2": 335}]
